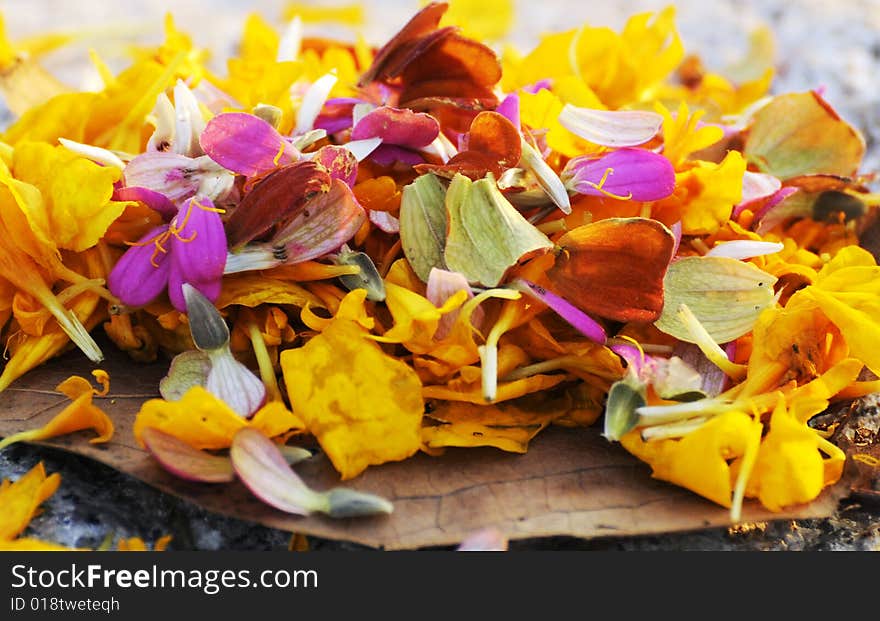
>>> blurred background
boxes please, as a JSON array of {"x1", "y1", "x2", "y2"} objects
[{"x1": 3, "y1": 0, "x2": 879, "y2": 166}]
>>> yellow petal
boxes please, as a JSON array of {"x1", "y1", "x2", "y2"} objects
[
  {"x1": 134, "y1": 387, "x2": 304, "y2": 450},
  {"x1": 676, "y1": 151, "x2": 746, "y2": 235},
  {"x1": 280, "y1": 318, "x2": 424, "y2": 479},
  {"x1": 0, "y1": 462, "x2": 61, "y2": 540},
  {"x1": 621, "y1": 410, "x2": 753, "y2": 508},
  {"x1": 0, "y1": 374, "x2": 114, "y2": 450},
  {"x1": 12, "y1": 142, "x2": 128, "y2": 252}
]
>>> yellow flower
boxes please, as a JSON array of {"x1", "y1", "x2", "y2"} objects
[
  {"x1": 0, "y1": 13, "x2": 69, "y2": 115},
  {"x1": 440, "y1": 0, "x2": 515, "y2": 42},
  {"x1": 655, "y1": 101, "x2": 726, "y2": 169},
  {"x1": 667, "y1": 150, "x2": 746, "y2": 235},
  {"x1": 506, "y1": 7, "x2": 683, "y2": 109}
]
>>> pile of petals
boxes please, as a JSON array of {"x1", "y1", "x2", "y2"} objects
[{"x1": 2, "y1": 1, "x2": 880, "y2": 522}]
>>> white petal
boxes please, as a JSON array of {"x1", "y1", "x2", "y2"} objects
[
  {"x1": 173, "y1": 80, "x2": 206, "y2": 157},
  {"x1": 345, "y1": 137, "x2": 382, "y2": 162},
  {"x1": 559, "y1": 104, "x2": 663, "y2": 147},
  {"x1": 705, "y1": 240, "x2": 784, "y2": 260},
  {"x1": 277, "y1": 16, "x2": 303, "y2": 62},
  {"x1": 58, "y1": 138, "x2": 126, "y2": 170},
  {"x1": 519, "y1": 139, "x2": 571, "y2": 214},
  {"x1": 294, "y1": 72, "x2": 338, "y2": 134}
]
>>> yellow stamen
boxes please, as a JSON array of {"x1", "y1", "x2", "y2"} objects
[{"x1": 247, "y1": 322, "x2": 283, "y2": 403}]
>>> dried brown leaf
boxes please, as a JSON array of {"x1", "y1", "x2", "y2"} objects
[{"x1": 0, "y1": 336, "x2": 850, "y2": 549}]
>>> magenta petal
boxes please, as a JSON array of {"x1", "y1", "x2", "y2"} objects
[
  {"x1": 515, "y1": 279, "x2": 607, "y2": 344},
  {"x1": 313, "y1": 98, "x2": 360, "y2": 134},
  {"x1": 167, "y1": 269, "x2": 222, "y2": 313},
  {"x1": 523, "y1": 79, "x2": 552, "y2": 94},
  {"x1": 495, "y1": 94, "x2": 520, "y2": 132},
  {"x1": 200, "y1": 112, "x2": 298, "y2": 177},
  {"x1": 609, "y1": 343, "x2": 647, "y2": 376},
  {"x1": 313, "y1": 145, "x2": 359, "y2": 187},
  {"x1": 370, "y1": 144, "x2": 425, "y2": 167},
  {"x1": 113, "y1": 186, "x2": 177, "y2": 220},
  {"x1": 752, "y1": 186, "x2": 799, "y2": 225},
  {"x1": 107, "y1": 225, "x2": 172, "y2": 307},
  {"x1": 351, "y1": 106, "x2": 440, "y2": 149},
  {"x1": 170, "y1": 197, "x2": 227, "y2": 284},
  {"x1": 564, "y1": 148, "x2": 675, "y2": 202}
]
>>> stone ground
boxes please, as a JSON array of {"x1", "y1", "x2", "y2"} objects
[{"x1": 1, "y1": 0, "x2": 880, "y2": 550}]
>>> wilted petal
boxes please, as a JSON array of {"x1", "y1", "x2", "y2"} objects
[
  {"x1": 735, "y1": 171, "x2": 782, "y2": 215},
  {"x1": 181, "y1": 283, "x2": 230, "y2": 351},
  {"x1": 313, "y1": 145, "x2": 359, "y2": 187},
  {"x1": 107, "y1": 225, "x2": 172, "y2": 307},
  {"x1": 559, "y1": 104, "x2": 663, "y2": 147},
  {"x1": 113, "y1": 186, "x2": 177, "y2": 220},
  {"x1": 275, "y1": 179, "x2": 367, "y2": 263},
  {"x1": 369, "y1": 209, "x2": 400, "y2": 233},
  {"x1": 225, "y1": 161, "x2": 331, "y2": 249},
  {"x1": 146, "y1": 92, "x2": 176, "y2": 152},
  {"x1": 124, "y1": 152, "x2": 203, "y2": 204},
  {"x1": 519, "y1": 139, "x2": 571, "y2": 214},
  {"x1": 200, "y1": 112, "x2": 299, "y2": 177},
  {"x1": 351, "y1": 106, "x2": 440, "y2": 149},
  {"x1": 563, "y1": 148, "x2": 675, "y2": 201},
  {"x1": 142, "y1": 427, "x2": 235, "y2": 483},
  {"x1": 58, "y1": 137, "x2": 126, "y2": 170},
  {"x1": 426, "y1": 267, "x2": 480, "y2": 339}
]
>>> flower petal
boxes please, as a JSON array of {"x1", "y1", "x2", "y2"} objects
[
  {"x1": 351, "y1": 106, "x2": 440, "y2": 149},
  {"x1": 563, "y1": 148, "x2": 675, "y2": 202},
  {"x1": 141, "y1": 427, "x2": 235, "y2": 483},
  {"x1": 200, "y1": 112, "x2": 298, "y2": 177},
  {"x1": 107, "y1": 225, "x2": 172, "y2": 308},
  {"x1": 559, "y1": 104, "x2": 663, "y2": 147}
]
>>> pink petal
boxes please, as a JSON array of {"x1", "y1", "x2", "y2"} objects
[
  {"x1": 563, "y1": 148, "x2": 675, "y2": 201},
  {"x1": 515, "y1": 279, "x2": 607, "y2": 344},
  {"x1": 313, "y1": 145, "x2": 359, "y2": 187},
  {"x1": 142, "y1": 427, "x2": 235, "y2": 483},
  {"x1": 107, "y1": 225, "x2": 172, "y2": 307},
  {"x1": 369, "y1": 209, "x2": 400, "y2": 234},
  {"x1": 200, "y1": 112, "x2": 298, "y2": 177},
  {"x1": 426, "y1": 268, "x2": 481, "y2": 340},
  {"x1": 733, "y1": 171, "x2": 783, "y2": 217},
  {"x1": 113, "y1": 186, "x2": 177, "y2": 220},
  {"x1": 230, "y1": 428, "x2": 324, "y2": 516},
  {"x1": 370, "y1": 144, "x2": 425, "y2": 167},
  {"x1": 495, "y1": 93, "x2": 521, "y2": 132},
  {"x1": 351, "y1": 106, "x2": 440, "y2": 149}
]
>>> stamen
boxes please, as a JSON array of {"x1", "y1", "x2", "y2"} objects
[{"x1": 247, "y1": 322, "x2": 283, "y2": 403}]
